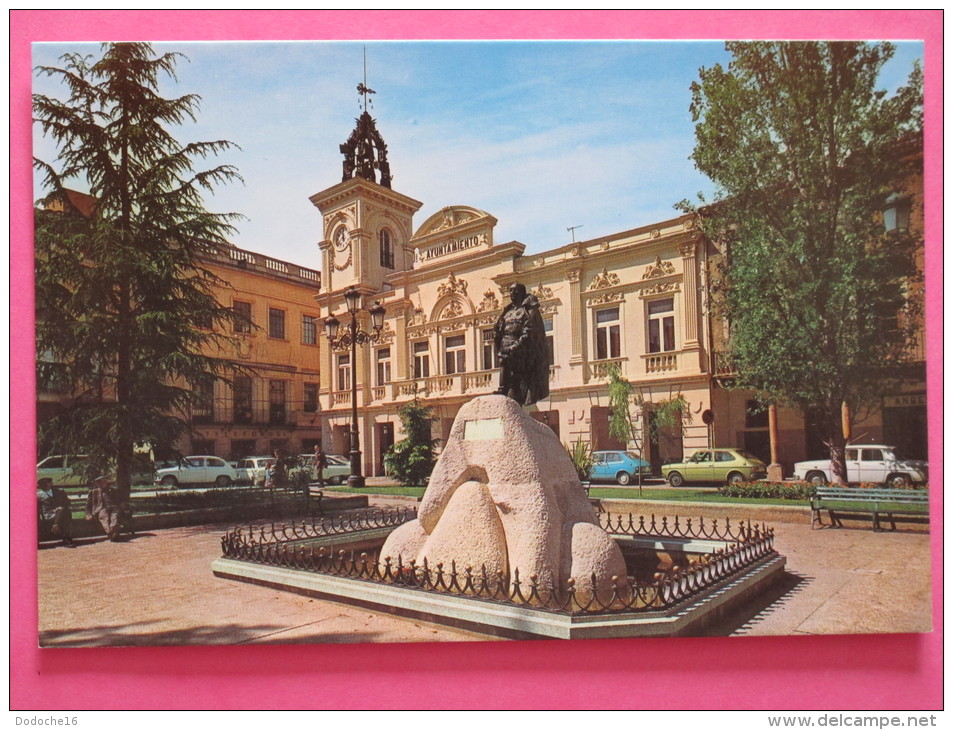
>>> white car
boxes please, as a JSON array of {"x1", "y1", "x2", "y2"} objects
[
  {"x1": 793, "y1": 445, "x2": 927, "y2": 487},
  {"x1": 37, "y1": 454, "x2": 154, "y2": 486},
  {"x1": 155, "y1": 456, "x2": 239, "y2": 488},
  {"x1": 37, "y1": 455, "x2": 90, "y2": 487},
  {"x1": 235, "y1": 456, "x2": 275, "y2": 486}
]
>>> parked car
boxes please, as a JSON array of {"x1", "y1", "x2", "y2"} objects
[
  {"x1": 37, "y1": 454, "x2": 154, "y2": 487},
  {"x1": 155, "y1": 456, "x2": 239, "y2": 488},
  {"x1": 37, "y1": 455, "x2": 90, "y2": 487},
  {"x1": 320, "y1": 455, "x2": 353, "y2": 485},
  {"x1": 793, "y1": 445, "x2": 927, "y2": 487},
  {"x1": 235, "y1": 456, "x2": 275, "y2": 486},
  {"x1": 662, "y1": 448, "x2": 768, "y2": 487},
  {"x1": 589, "y1": 451, "x2": 652, "y2": 485}
]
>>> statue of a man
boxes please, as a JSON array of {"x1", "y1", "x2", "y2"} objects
[{"x1": 494, "y1": 283, "x2": 550, "y2": 407}]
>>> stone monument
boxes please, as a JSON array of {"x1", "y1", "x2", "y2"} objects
[{"x1": 380, "y1": 394, "x2": 628, "y2": 602}]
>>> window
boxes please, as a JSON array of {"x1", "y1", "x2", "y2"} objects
[
  {"x1": 302, "y1": 315, "x2": 317, "y2": 345},
  {"x1": 413, "y1": 341, "x2": 430, "y2": 379},
  {"x1": 232, "y1": 376, "x2": 253, "y2": 424},
  {"x1": 269, "y1": 380, "x2": 287, "y2": 424},
  {"x1": 861, "y1": 449, "x2": 885, "y2": 462},
  {"x1": 268, "y1": 308, "x2": 286, "y2": 339},
  {"x1": 445, "y1": 334, "x2": 466, "y2": 375},
  {"x1": 544, "y1": 318, "x2": 554, "y2": 366},
  {"x1": 233, "y1": 301, "x2": 252, "y2": 334},
  {"x1": 337, "y1": 354, "x2": 351, "y2": 392},
  {"x1": 304, "y1": 383, "x2": 318, "y2": 413},
  {"x1": 376, "y1": 347, "x2": 392, "y2": 385},
  {"x1": 481, "y1": 329, "x2": 497, "y2": 370},
  {"x1": 595, "y1": 307, "x2": 621, "y2": 360},
  {"x1": 192, "y1": 375, "x2": 215, "y2": 424},
  {"x1": 648, "y1": 299, "x2": 675, "y2": 353},
  {"x1": 380, "y1": 229, "x2": 395, "y2": 269}
]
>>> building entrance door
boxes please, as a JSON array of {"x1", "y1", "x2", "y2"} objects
[
  {"x1": 883, "y1": 400, "x2": 927, "y2": 461},
  {"x1": 377, "y1": 422, "x2": 395, "y2": 476}
]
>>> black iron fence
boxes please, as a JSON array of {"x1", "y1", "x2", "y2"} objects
[{"x1": 219, "y1": 508, "x2": 777, "y2": 615}]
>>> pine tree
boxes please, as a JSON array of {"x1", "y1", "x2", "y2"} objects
[
  {"x1": 685, "y1": 42, "x2": 923, "y2": 482},
  {"x1": 34, "y1": 42, "x2": 244, "y2": 499}
]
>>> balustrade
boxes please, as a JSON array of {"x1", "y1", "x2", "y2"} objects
[{"x1": 644, "y1": 352, "x2": 679, "y2": 374}]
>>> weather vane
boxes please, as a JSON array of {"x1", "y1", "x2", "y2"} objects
[{"x1": 357, "y1": 46, "x2": 375, "y2": 111}]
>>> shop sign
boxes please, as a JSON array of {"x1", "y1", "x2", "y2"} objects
[{"x1": 883, "y1": 393, "x2": 927, "y2": 408}]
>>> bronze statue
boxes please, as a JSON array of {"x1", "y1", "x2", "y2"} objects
[{"x1": 494, "y1": 283, "x2": 550, "y2": 407}]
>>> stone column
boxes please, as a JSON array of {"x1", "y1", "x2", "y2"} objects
[
  {"x1": 767, "y1": 403, "x2": 783, "y2": 482},
  {"x1": 678, "y1": 240, "x2": 700, "y2": 347},
  {"x1": 394, "y1": 311, "x2": 408, "y2": 381},
  {"x1": 568, "y1": 268, "x2": 584, "y2": 382}
]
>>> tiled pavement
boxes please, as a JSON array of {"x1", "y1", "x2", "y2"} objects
[{"x1": 37, "y1": 501, "x2": 933, "y2": 646}]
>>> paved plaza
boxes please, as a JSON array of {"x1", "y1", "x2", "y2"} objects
[{"x1": 37, "y1": 499, "x2": 933, "y2": 646}]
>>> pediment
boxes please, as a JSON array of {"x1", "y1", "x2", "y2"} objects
[{"x1": 413, "y1": 205, "x2": 495, "y2": 239}]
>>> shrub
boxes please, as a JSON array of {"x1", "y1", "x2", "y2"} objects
[
  {"x1": 565, "y1": 438, "x2": 594, "y2": 482},
  {"x1": 718, "y1": 480, "x2": 815, "y2": 501},
  {"x1": 288, "y1": 466, "x2": 311, "y2": 489},
  {"x1": 384, "y1": 395, "x2": 439, "y2": 488}
]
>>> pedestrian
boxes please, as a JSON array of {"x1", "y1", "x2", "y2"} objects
[
  {"x1": 37, "y1": 477, "x2": 74, "y2": 546},
  {"x1": 313, "y1": 444, "x2": 328, "y2": 489},
  {"x1": 85, "y1": 475, "x2": 124, "y2": 541},
  {"x1": 270, "y1": 449, "x2": 288, "y2": 489}
]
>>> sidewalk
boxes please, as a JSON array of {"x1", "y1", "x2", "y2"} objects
[{"x1": 37, "y1": 499, "x2": 932, "y2": 646}]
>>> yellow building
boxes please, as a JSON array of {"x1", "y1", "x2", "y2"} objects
[
  {"x1": 186, "y1": 245, "x2": 324, "y2": 460},
  {"x1": 35, "y1": 187, "x2": 324, "y2": 463}
]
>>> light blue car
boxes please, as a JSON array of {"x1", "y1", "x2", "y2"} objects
[{"x1": 590, "y1": 451, "x2": 652, "y2": 485}]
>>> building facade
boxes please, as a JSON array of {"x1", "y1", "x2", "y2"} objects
[
  {"x1": 312, "y1": 111, "x2": 723, "y2": 477},
  {"x1": 35, "y1": 188, "x2": 325, "y2": 463},
  {"x1": 311, "y1": 106, "x2": 927, "y2": 478},
  {"x1": 184, "y1": 245, "x2": 324, "y2": 461}
]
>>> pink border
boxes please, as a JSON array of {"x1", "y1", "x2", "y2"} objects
[{"x1": 11, "y1": 10, "x2": 943, "y2": 710}]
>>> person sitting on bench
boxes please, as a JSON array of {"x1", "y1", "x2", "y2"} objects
[
  {"x1": 38, "y1": 477, "x2": 74, "y2": 546},
  {"x1": 85, "y1": 475, "x2": 125, "y2": 541}
]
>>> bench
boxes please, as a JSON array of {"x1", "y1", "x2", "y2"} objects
[{"x1": 811, "y1": 487, "x2": 929, "y2": 531}]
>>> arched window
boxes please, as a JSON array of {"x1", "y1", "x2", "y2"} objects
[{"x1": 379, "y1": 229, "x2": 394, "y2": 269}]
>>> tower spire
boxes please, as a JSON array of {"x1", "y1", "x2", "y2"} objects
[
  {"x1": 356, "y1": 46, "x2": 375, "y2": 112},
  {"x1": 340, "y1": 48, "x2": 391, "y2": 188}
]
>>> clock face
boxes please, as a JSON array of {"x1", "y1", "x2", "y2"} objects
[{"x1": 333, "y1": 226, "x2": 350, "y2": 252}]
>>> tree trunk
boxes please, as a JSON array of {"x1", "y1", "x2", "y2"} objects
[{"x1": 828, "y1": 406, "x2": 849, "y2": 484}]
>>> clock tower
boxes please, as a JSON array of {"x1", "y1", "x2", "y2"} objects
[{"x1": 310, "y1": 95, "x2": 422, "y2": 295}]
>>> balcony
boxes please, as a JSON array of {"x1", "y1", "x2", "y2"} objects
[
  {"x1": 587, "y1": 358, "x2": 626, "y2": 381},
  {"x1": 643, "y1": 352, "x2": 679, "y2": 374}
]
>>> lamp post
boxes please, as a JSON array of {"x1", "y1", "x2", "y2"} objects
[
  {"x1": 324, "y1": 286, "x2": 385, "y2": 488},
  {"x1": 883, "y1": 193, "x2": 911, "y2": 234}
]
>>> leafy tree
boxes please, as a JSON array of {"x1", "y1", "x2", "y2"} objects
[
  {"x1": 605, "y1": 364, "x2": 689, "y2": 490},
  {"x1": 684, "y1": 42, "x2": 923, "y2": 482},
  {"x1": 384, "y1": 392, "x2": 440, "y2": 488},
  {"x1": 34, "y1": 42, "x2": 244, "y2": 499}
]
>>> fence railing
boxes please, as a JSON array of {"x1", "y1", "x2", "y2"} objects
[{"x1": 219, "y1": 508, "x2": 777, "y2": 615}]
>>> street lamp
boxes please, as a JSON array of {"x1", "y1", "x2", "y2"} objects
[
  {"x1": 324, "y1": 286, "x2": 386, "y2": 488},
  {"x1": 883, "y1": 193, "x2": 911, "y2": 234}
]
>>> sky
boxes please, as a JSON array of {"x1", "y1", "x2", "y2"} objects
[{"x1": 31, "y1": 40, "x2": 924, "y2": 270}]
